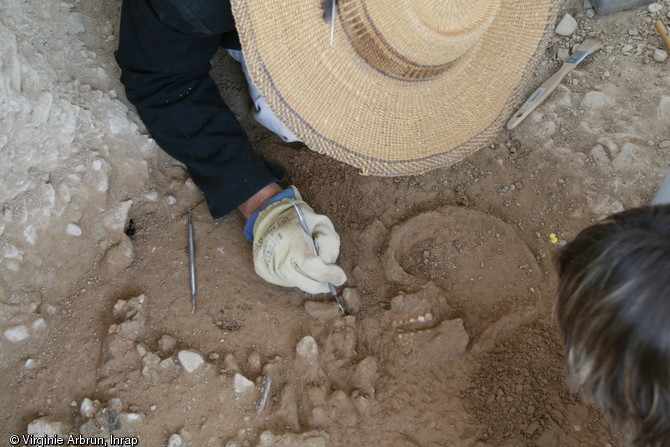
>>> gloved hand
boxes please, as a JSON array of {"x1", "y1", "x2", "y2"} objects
[{"x1": 245, "y1": 186, "x2": 346, "y2": 294}]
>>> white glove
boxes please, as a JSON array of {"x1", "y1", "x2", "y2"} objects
[{"x1": 251, "y1": 187, "x2": 346, "y2": 294}]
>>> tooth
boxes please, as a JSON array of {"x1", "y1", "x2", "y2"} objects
[
  {"x1": 424, "y1": 312, "x2": 433, "y2": 321},
  {"x1": 418, "y1": 316, "x2": 425, "y2": 323},
  {"x1": 409, "y1": 318, "x2": 416, "y2": 323}
]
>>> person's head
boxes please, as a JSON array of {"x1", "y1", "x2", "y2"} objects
[{"x1": 555, "y1": 204, "x2": 670, "y2": 446}]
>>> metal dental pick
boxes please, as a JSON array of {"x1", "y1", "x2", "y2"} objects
[
  {"x1": 323, "y1": 0, "x2": 337, "y2": 47},
  {"x1": 255, "y1": 374, "x2": 273, "y2": 412},
  {"x1": 292, "y1": 200, "x2": 346, "y2": 315},
  {"x1": 188, "y1": 211, "x2": 196, "y2": 313}
]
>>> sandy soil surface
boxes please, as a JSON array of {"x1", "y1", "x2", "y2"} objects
[{"x1": 2, "y1": 0, "x2": 670, "y2": 446}]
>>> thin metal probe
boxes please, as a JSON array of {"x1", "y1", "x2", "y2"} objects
[
  {"x1": 188, "y1": 211, "x2": 196, "y2": 313},
  {"x1": 255, "y1": 374, "x2": 273, "y2": 412},
  {"x1": 329, "y1": 0, "x2": 336, "y2": 46},
  {"x1": 292, "y1": 200, "x2": 346, "y2": 315}
]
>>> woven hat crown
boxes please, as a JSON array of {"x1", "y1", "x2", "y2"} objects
[{"x1": 340, "y1": 0, "x2": 503, "y2": 80}]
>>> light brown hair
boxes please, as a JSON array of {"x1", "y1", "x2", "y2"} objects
[{"x1": 556, "y1": 204, "x2": 670, "y2": 446}]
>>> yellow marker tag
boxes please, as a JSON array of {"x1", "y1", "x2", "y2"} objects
[{"x1": 549, "y1": 233, "x2": 559, "y2": 244}]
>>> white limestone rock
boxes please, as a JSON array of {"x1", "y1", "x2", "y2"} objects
[
  {"x1": 66, "y1": 223, "x2": 82, "y2": 236},
  {"x1": 80, "y1": 398, "x2": 99, "y2": 419},
  {"x1": 342, "y1": 288, "x2": 361, "y2": 314},
  {"x1": 31, "y1": 318, "x2": 46, "y2": 332},
  {"x1": 178, "y1": 350, "x2": 204, "y2": 373},
  {"x1": 4, "y1": 325, "x2": 29, "y2": 342},
  {"x1": 167, "y1": 434, "x2": 183, "y2": 447},
  {"x1": 25, "y1": 358, "x2": 38, "y2": 368},
  {"x1": 654, "y1": 49, "x2": 668, "y2": 62},
  {"x1": 101, "y1": 200, "x2": 133, "y2": 236},
  {"x1": 27, "y1": 418, "x2": 66, "y2": 436},
  {"x1": 555, "y1": 14, "x2": 577, "y2": 36},
  {"x1": 247, "y1": 351, "x2": 262, "y2": 374},
  {"x1": 101, "y1": 238, "x2": 135, "y2": 272},
  {"x1": 353, "y1": 357, "x2": 378, "y2": 396},
  {"x1": 648, "y1": 3, "x2": 663, "y2": 13},
  {"x1": 658, "y1": 96, "x2": 670, "y2": 121},
  {"x1": 296, "y1": 336, "x2": 319, "y2": 359},
  {"x1": 233, "y1": 373, "x2": 255, "y2": 400},
  {"x1": 295, "y1": 336, "x2": 326, "y2": 385},
  {"x1": 581, "y1": 91, "x2": 615, "y2": 110}
]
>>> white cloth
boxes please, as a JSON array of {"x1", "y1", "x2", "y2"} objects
[{"x1": 227, "y1": 49, "x2": 300, "y2": 143}]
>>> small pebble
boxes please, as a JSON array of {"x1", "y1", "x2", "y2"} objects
[
  {"x1": 32, "y1": 318, "x2": 46, "y2": 331},
  {"x1": 27, "y1": 418, "x2": 64, "y2": 436},
  {"x1": 555, "y1": 14, "x2": 578, "y2": 36},
  {"x1": 158, "y1": 335, "x2": 177, "y2": 353},
  {"x1": 143, "y1": 352, "x2": 160, "y2": 366},
  {"x1": 654, "y1": 49, "x2": 668, "y2": 62},
  {"x1": 66, "y1": 223, "x2": 82, "y2": 236},
  {"x1": 160, "y1": 358, "x2": 175, "y2": 369},
  {"x1": 109, "y1": 398, "x2": 123, "y2": 411},
  {"x1": 177, "y1": 350, "x2": 204, "y2": 373},
  {"x1": 233, "y1": 373, "x2": 255, "y2": 399},
  {"x1": 342, "y1": 288, "x2": 361, "y2": 314},
  {"x1": 296, "y1": 336, "x2": 319, "y2": 359},
  {"x1": 80, "y1": 398, "x2": 96, "y2": 418},
  {"x1": 144, "y1": 191, "x2": 158, "y2": 201},
  {"x1": 247, "y1": 351, "x2": 262, "y2": 373},
  {"x1": 167, "y1": 434, "x2": 183, "y2": 447},
  {"x1": 648, "y1": 3, "x2": 663, "y2": 13},
  {"x1": 224, "y1": 354, "x2": 240, "y2": 372},
  {"x1": 4, "y1": 325, "x2": 29, "y2": 342}
]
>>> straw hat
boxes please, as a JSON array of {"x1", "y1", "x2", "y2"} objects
[{"x1": 230, "y1": 0, "x2": 557, "y2": 176}]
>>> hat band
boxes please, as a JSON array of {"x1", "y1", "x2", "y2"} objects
[{"x1": 339, "y1": 0, "x2": 455, "y2": 81}]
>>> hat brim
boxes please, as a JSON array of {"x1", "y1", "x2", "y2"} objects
[{"x1": 232, "y1": 1, "x2": 558, "y2": 175}]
